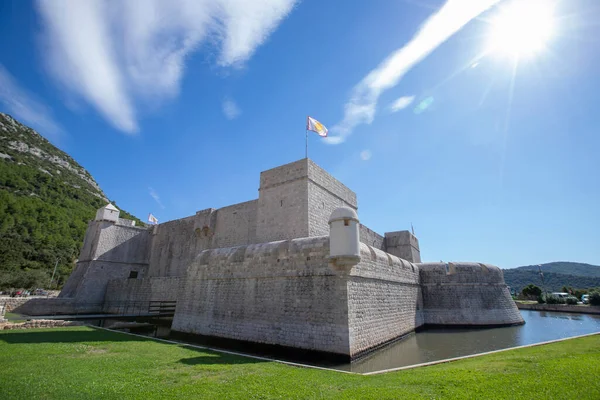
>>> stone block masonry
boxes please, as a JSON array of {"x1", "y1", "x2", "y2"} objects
[
  {"x1": 173, "y1": 236, "x2": 431, "y2": 359},
  {"x1": 172, "y1": 237, "x2": 351, "y2": 356},
  {"x1": 348, "y1": 244, "x2": 424, "y2": 356},
  {"x1": 104, "y1": 277, "x2": 180, "y2": 314},
  {"x1": 419, "y1": 262, "x2": 524, "y2": 326},
  {"x1": 30, "y1": 157, "x2": 522, "y2": 360}
]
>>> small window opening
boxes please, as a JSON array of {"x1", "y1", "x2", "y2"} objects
[
  {"x1": 344, "y1": 218, "x2": 349, "y2": 226},
  {"x1": 280, "y1": 200, "x2": 283, "y2": 207},
  {"x1": 128, "y1": 271, "x2": 138, "y2": 279}
]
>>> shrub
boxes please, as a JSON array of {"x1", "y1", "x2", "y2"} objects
[
  {"x1": 522, "y1": 284, "x2": 542, "y2": 299},
  {"x1": 589, "y1": 291, "x2": 600, "y2": 306},
  {"x1": 546, "y1": 295, "x2": 565, "y2": 305},
  {"x1": 566, "y1": 297, "x2": 578, "y2": 305},
  {"x1": 537, "y1": 295, "x2": 546, "y2": 304}
]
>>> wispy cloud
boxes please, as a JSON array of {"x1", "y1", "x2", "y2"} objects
[
  {"x1": 222, "y1": 98, "x2": 241, "y2": 120},
  {"x1": 360, "y1": 149, "x2": 372, "y2": 161},
  {"x1": 326, "y1": 0, "x2": 500, "y2": 144},
  {"x1": 148, "y1": 187, "x2": 165, "y2": 209},
  {"x1": 35, "y1": 0, "x2": 297, "y2": 133},
  {"x1": 0, "y1": 64, "x2": 61, "y2": 138},
  {"x1": 389, "y1": 95, "x2": 415, "y2": 112}
]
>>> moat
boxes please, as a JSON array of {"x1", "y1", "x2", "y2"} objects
[
  {"x1": 140, "y1": 310, "x2": 599, "y2": 374},
  {"x1": 338, "y1": 310, "x2": 600, "y2": 373}
]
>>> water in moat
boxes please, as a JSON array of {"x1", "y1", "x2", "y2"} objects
[
  {"x1": 128, "y1": 310, "x2": 600, "y2": 374},
  {"x1": 337, "y1": 310, "x2": 600, "y2": 373}
]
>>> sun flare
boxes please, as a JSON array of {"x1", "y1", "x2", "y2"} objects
[{"x1": 487, "y1": 0, "x2": 556, "y2": 57}]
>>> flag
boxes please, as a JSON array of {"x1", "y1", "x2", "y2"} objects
[
  {"x1": 148, "y1": 213, "x2": 158, "y2": 225},
  {"x1": 306, "y1": 116, "x2": 328, "y2": 137}
]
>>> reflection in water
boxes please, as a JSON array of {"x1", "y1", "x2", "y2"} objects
[{"x1": 340, "y1": 310, "x2": 600, "y2": 373}]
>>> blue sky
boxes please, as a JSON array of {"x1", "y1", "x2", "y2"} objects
[{"x1": 0, "y1": 0, "x2": 599, "y2": 268}]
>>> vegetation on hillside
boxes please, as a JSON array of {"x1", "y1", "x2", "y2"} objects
[
  {"x1": 0, "y1": 113, "x2": 142, "y2": 290},
  {"x1": 504, "y1": 262, "x2": 600, "y2": 293},
  {"x1": 513, "y1": 262, "x2": 600, "y2": 278}
]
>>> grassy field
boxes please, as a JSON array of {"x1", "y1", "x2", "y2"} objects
[
  {"x1": 0, "y1": 327, "x2": 598, "y2": 399},
  {"x1": 3, "y1": 312, "x2": 26, "y2": 322}
]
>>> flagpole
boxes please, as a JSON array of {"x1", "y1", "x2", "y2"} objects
[
  {"x1": 305, "y1": 116, "x2": 309, "y2": 159},
  {"x1": 305, "y1": 128, "x2": 308, "y2": 159}
]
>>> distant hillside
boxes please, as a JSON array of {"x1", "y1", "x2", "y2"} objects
[
  {"x1": 512, "y1": 262, "x2": 600, "y2": 278},
  {"x1": 503, "y1": 262, "x2": 600, "y2": 293},
  {"x1": 0, "y1": 113, "x2": 142, "y2": 290}
]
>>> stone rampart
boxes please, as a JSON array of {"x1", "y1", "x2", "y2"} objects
[
  {"x1": 307, "y1": 159, "x2": 357, "y2": 237},
  {"x1": 104, "y1": 276, "x2": 180, "y2": 313},
  {"x1": 54, "y1": 221, "x2": 152, "y2": 313},
  {"x1": 256, "y1": 160, "x2": 310, "y2": 243},
  {"x1": 359, "y1": 224, "x2": 385, "y2": 250},
  {"x1": 146, "y1": 201, "x2": 259, "y2": 278},
  {"x1": 516, "y1": 303, "x2": 600, "y2": 315},
  {"x1": 348, "y1": 244, "x2": 423, "y2": 356},
  {"x1": 419, "y1": 262, "x2": 524, "y2": 326},
  {"x1": 59, "y1": 260, "x2": 149, "y2": 303},
  {"x1": 172, "y1": 236, "x2": 351, "y2": 356},
  {"x1": 147, "y1": 216, "x2": 201, "y2": 277},
  {"x1": 12, "y1": 298, "x2": 103, "y2": 316}
]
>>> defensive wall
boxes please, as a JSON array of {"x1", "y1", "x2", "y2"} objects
[
  {"x1": 18, "y1": 157, "x2": 522, "y2": 359},
  {"x1": 51, "y1": 158, "x2": 420, "y2": 311},
  {"x1": 419, "y1": 262, "x2": 524, "y2": 326}
]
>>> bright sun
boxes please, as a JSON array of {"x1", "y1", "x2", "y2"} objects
[{"x1": 487, "y1": 0, "x2": 556, "y2": 57}]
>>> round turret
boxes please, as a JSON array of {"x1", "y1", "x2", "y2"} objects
[{"x1": 328, "y1": 207, "x2": 360, "y2": 269}]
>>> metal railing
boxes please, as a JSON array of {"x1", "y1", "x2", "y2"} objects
[{"x1": 31, "y1": 300, "x2": 177, "y2": 318}]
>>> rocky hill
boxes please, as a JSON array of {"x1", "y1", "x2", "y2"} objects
[
  {"x1": 503, "y1": 262, "x2": 600, "y2": 293},
  {"x1": 0, "y1": 113, "x2": 142, "y2": 290}
]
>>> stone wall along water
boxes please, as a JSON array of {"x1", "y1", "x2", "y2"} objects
[
  {"x1": 172, "y1": 236, "x2": 351, "y2": 356},
  {"x1": 348, "y1": 244, "x2": 423, "y2": 357},
  {"x1": 419, "y1": 262, "x2": 524, "y2": 326}
]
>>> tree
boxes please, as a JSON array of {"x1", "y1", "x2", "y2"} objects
[
  {"x1": 589, "y1": 291, "x2": 600, "y2": 306},
  {"x1": 522, "y1": 284, "x2": 542, "y2": 299}
]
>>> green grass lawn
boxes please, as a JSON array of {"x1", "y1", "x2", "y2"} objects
[
  {"x1": 0, "y1": 327, "x2": 598, "y2": 399},
  {"x1": 3, "y1": 312, "x2": 26, "y2": 322}
]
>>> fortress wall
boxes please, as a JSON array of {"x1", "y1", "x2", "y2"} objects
[
  {"x1": 385, "y1": 231, "x2": 421, "y2": 263},
  {"x1": 307, "y1": 160, "x2": 358, "y2": 237},
  {"x1": 419, "y1": 262, "x2": 524, "y2": 326},
  {"x1": 92, "y1": 224, "x2": 151, "y2": 264},
  {"x1": 211, "y1": 200, "x2": 257, "y2": 248},
  {"x1": 307, "y1": 160, "x2": 357, "y2": 207},
  {"x1": 77, "y1": 221, "x2": 150, "y2": 263},
  {"x1": 359, "y1": 224, "x2": 385, "y2": 250},
  {"x1": 147, "y1": 215, "x2": 203, "y2": 277},
  {"x1": 103, "y1": 276, "x2": 180, "y2": 313},
  {"x1": 147, "y1": 201, "x2": 259, "y2": 278},
  {"x1": 308, "y1": 182, "x2": 356, "y2": 237},
  {"x1": 347, "y1": 244, "x2": 423, "y2": 357},
  {"x1": 60, "y1": 260, "x2": 148, "y2": 303},
  {"x1": 172, "y1": 236, "x2": 351, "y2": 356},
  {"x1": 59, "y1": 221, "x2": 151, "y2": 302},
  {"x1": 256, "y1": 160, "x2": 309, "y2": 243}
]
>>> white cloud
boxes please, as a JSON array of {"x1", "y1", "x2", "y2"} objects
[
  {"x1": 222, "y1": 98, "x2": 241, "y2": 120},
  {"x1": 35, "y1": 0, "x2": 297, "y2": 133},
  {"x1": 148, "y1": 187, "x2": 165, "y2": 209},
  {"x1": 360, "y1": 150, "x2": 372, "y2": 161},
  {"x1": 389, "y1": 95, "x2": 415, "y2": 112},
  {"x1": 325, "y1": 0, "x2": 500, "y2": 144},
  {"x1": 0, "y1": 64, "x2": 61, "y2": 138}
]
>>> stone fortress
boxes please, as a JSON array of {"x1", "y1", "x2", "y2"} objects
[{"x1": 22, "y1": 158, "x2": 523, "y2": 360}]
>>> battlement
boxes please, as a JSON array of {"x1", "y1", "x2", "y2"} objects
[{"x1": 39, "y1": 157, "x2": 522, "y2": 359}]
